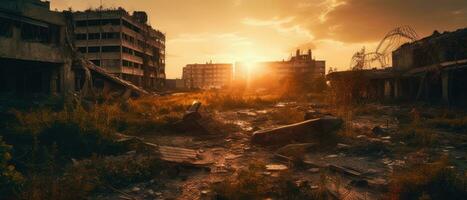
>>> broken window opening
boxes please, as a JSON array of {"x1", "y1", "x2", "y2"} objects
[
  {"x1": 20, "y1": 22, "x2": 59, "y2": 44},
  {"x1": 0, "y1": 17, "x2": 13, "y2": 38},
  {"x1": 88, "y1": 46, "x2": 100, "y2": 53},
  {"x1": 77, "y1": 47, "x2": 87, "y2": 53},
  {"x1": 101, "y1": 45, "x2": 120, "y2": 52},
  {"x1": 88, "y1": 33, "x2": 100, "y2": 40},
  {"x1": 76, "y1": 33, "x2": 87, "y2": 40}
]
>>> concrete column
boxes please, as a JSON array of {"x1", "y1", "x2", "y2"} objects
[
  {"x1": 384, "y1": 80, "x2": 392, "y2": 99},
  {"x1": 394, "y1": 79, "x2": 401, "y2": 99},
  {"x1": 62, "y1": 60, "x2": 73, "y2": 95},
  {"x1": 50, "y1": 69, "x2": 58, "y2": 94},
  {"x1": 442, "y1": 71, "x2": 450, "y2": 104}
]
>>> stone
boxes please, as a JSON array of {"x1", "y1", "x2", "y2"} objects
[
  {"x1": 310, "y1": 185, "x2": 319, "y2": 190},
  {"x1": 275, "y1": 143, "x2": 315, "y2": 159},
  {"x1": 251, "y1": 116, "x2": 343, "y2": 146},
  {"x1": 304, "y1": 110, "x2": 320, "y2": 120},
  {"x1": 265, "y1": 164, "x2": 288, "y2": 171},
  {"x1": 308, "y1": 168, "x2": 320, "y2": 173},
  {"x1": 372, "y1": 126, "x2": 386, "y2": 135},
  {"x1": 132, "y1": 187, "x2": 141, "y2": 192}
]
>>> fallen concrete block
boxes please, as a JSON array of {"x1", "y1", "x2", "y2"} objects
[{"x1": 251, "y1": 116, "x2": 343, "y2": 146}]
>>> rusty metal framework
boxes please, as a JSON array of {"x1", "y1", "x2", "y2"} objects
[{"x1": 350, "y1": 26, "x2": 419, "y2": 70}]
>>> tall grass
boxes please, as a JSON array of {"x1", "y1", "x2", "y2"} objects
[
  {"x1": 389, "y1": 157, "x2": 467, "y2": 200},
  {"x1": 212, "y1": 162, "x2": 327, "y2": 200}
]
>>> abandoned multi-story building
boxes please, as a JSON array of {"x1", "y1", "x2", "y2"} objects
[
  {"x1": 182, "y1": 62, "x2": 233, "y2": 89},
  {"x1": 235, "y1": 49, "x2": 326, "y2": 87},
  {"x1": 72, "y1": 8, "x2": 166, "y2": 89},
  {"x1": 0, "y1": 0, "x2": 73, "y2": 95},
  {"x1": 0, "y1": 0, "x2": 150, "y2": 98},
  {"x1": 327, "y1": 28, "x2": 467, "y2": 106}
]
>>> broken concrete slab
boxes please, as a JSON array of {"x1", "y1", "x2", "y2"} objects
[{"x1": 251, "y1": 116, "x2": 343, "y2": 146}]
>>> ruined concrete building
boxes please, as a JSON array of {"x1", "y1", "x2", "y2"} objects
[
  {"x1": 328, "y1": 28, "x2": 467, "y2": 106},
  {"x1": 72, "y1": 8, "x2": 166, "y2": 90},
  {"x1": 0, "y1": 0, "x2": 73, "y2": 95},
  {"x1": 235, "y1": 49, "x2": 326, "y2": 87},
  {"x1": 0, "y1": 0, "x2": 151, "y2": 98},
  {"x1": 182, "y1": 62, "x2": 233, "y2": 89}
]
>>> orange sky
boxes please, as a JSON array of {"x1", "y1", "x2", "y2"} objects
[{"x1": 50, "y1": 0, "x2": 467, "y2": 78}]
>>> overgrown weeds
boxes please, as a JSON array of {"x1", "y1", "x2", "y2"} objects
[
  {"x1": 427, "y1": 116, "x2": 467, "y2": 132},
  {"x1": 268, "y1": 107, "x2": 305, "y2": 125},
  {"x1": 212, "y1": 162, "x2": 328, "y2": 200},
  {"x1": 388, "y1": 157, "x2": 467, "y2": 200},
  {"x1": 202, "y1": 92, "x2": 277, "y2": 110}
]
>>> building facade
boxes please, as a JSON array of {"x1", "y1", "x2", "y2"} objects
[
  {"x1": 0, "y1": 0, "x2": 74, "y2": 95},
  {"x1": 182, "y1": 63, "x2": 233, "y2": 89},
  {"x1": 72, "y1": 8, "x2": 166, "y2": 90},
  {"x1": 0, "y1": 0, "x2": 152, "y2": 98},
  {"x1": 235, "y1": 49, "x2": 326, "y2": 87},
  {"x1": 328, "y1": 27, "x2": 467, "y2": 106}
]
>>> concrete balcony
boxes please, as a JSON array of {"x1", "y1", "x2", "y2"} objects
[
  {"x1": 122, "y1": 53, "x2": 143, "y2": 63},
  {"x1": 84, "y1": 52, "x2": 120, "y2": 60},
  {"x1": 122, "y1": 66, "x2": 143, "y2": 76},
  {"x1": 0, "y1": 36, "x2": 67, "y2": 64},
  {"x1": 75, "y1": 39, "x2": 121, "y2": 47},
  {"x1": 74, "y1": 25, "x2": 122, "y2": 34}
]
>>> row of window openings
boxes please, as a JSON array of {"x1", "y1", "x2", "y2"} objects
[
  {"x1": 75, "y1": 19, "x2": 140, "y2": 34},
  {"x1": 76, "y1": 32, "x2": 163, "y2": 54},
  {"x1": 76, "y1": 32, "x2": 120, "y2": 40},
  {"x1": 122, "y1": 32, "x2": 164, "y2": 49},
  {"x1": 90, "y1": 59, "x2": 143, "y2": 68},
  {"x1": 0, "y1": 18, "x2": 60, "y2": 44},
  {"x1": 77, "y1": 45, "x2": 160, "y2": 60},
  {"x1": 75, "y1": 18, "x2": 164, "y2": 41}
]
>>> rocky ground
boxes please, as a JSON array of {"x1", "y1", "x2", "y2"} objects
[{"x1": 90, "y1": 99, "x2": 467, "y2": 200}]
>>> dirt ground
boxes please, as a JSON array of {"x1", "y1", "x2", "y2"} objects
[{"x1": 91, "y1": 97, "x2": 467, "y2": 200}]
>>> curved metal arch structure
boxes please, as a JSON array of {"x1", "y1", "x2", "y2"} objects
[{"x1": 350, "y1": 26, "x2": 419, "y2": 70}]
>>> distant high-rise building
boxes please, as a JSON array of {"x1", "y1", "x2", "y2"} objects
[
  {"x1": 71, "y1": 8, "x2": 166, "y2": 89},
  {"x1": 182, "y1": 62, "x2": 233, "y2": 89}
]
